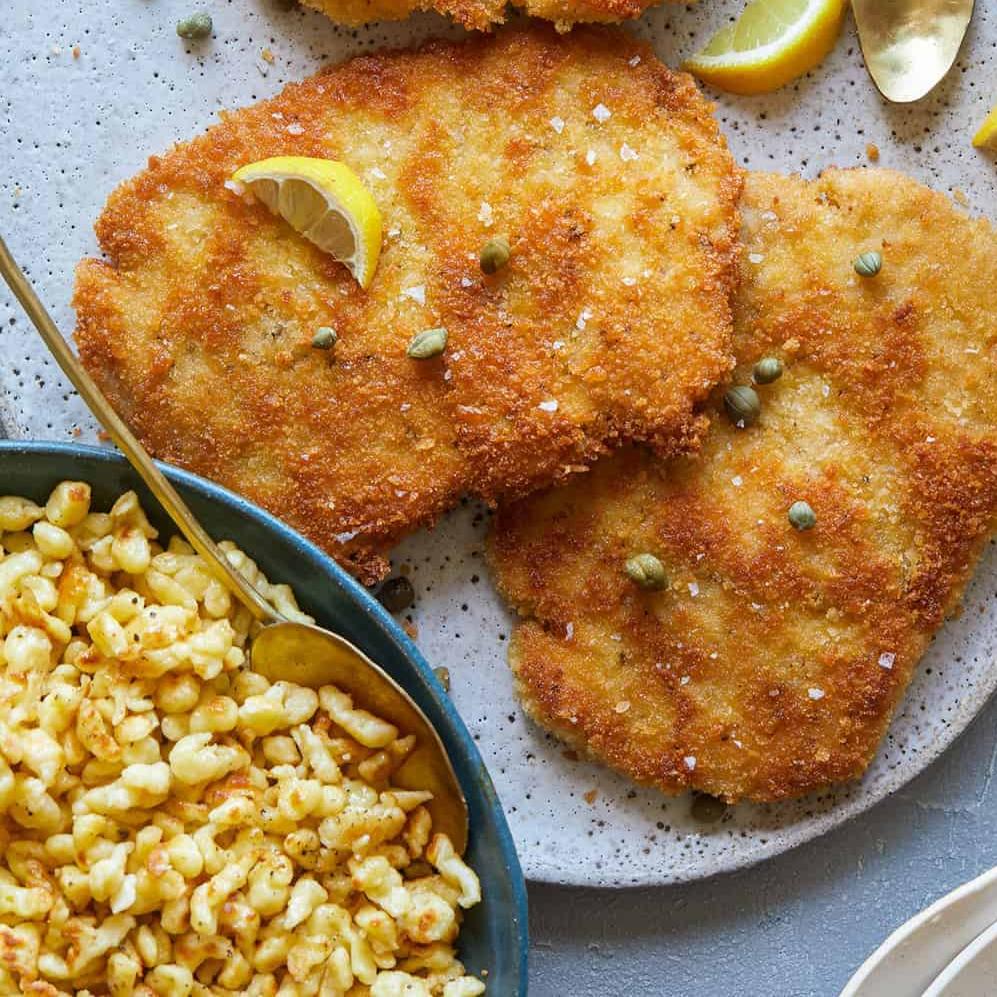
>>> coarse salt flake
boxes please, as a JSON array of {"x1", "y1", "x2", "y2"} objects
[
  {"x1": 683, "y1": 755, "x2": 697, "y2": 771},
  {"x1": 401, "y1": 285, "x2": 426, "y2": 305},
  {"x1": 748, "y1": 252, "x2": 765, "y2": 264},
  {"x1": 822, "y1": 383, "x2": 831, "y2": 398},
  {"x1": 552, "y1": 340, "x2": 565, "y2": 350},
  {"x1": 368, "y1": 166, "x2": 387, "y2": 180},
  {"x1": 538, "y1": 399, "x2": 559, "y2": 412},
  {"x1": 731, "y1": 475, "x2": 743, "y2": 487},
  {"x1": 622, "y1": 276, "x2": 637, "y2": 286},
  {"x1": 585, "y1": 149, "x2": 597, "y2": 166},
  {"x1": 478, "y1": 202, "x2": 494, "y2": 227},
  {"x1": 808, "y1": 687, "x2": 825, "y2": 700},
  {"x1": 286, "y1": 122, "x2": 304, "y2": 135},
  {"x1": 460, "y1": 276, "x2": 473, "y2": 287},
  {"x1": 878, "y1": 652, "x2": 896, "y2": 670},
  {"x1": 628, "y1": 54, "x2": 641, "y2": 67},
  {"x1": 615, "y1": 701, "x2": 631, "y2": 714},
  {"x1": 620, "y1": 142, "x2": 639, "y2": 162},
  {"x1": 688, "y1": 581, "x2": 699, "y2": 597},
  {"x1": 565, "y1": 622, "x2": 574, "y2": 639},
  {"x1": 592, "y1": 103, "x2": 611, "y2": 123},
  {"x1": 549, "y1": 116, "x2": 565, "y2": 134},
  {"x1": 576, "y1": 308, "x2": 593, "y2": 331},
  {"x1": 334, "y1": 530, "x2": 358, "y2": 543},
  {"x1": 680, "y1": 675, "x2": 690, "y2": 686}
]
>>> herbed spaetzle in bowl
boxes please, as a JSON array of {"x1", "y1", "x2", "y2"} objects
[{"x1": 0, "y1": 442, "x2": 527, "y2": 996}]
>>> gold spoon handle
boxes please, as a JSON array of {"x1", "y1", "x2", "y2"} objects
[{"x1": 0, "y1": 234, "x2": 278, "y2": 625}]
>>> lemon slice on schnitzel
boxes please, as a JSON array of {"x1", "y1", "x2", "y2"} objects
[
  {"x1": 231, "y1": 156, "x2": 382, "y2": 288},
  {"x1": 973, "y1": 105, "x2": 997, "y2": 149},
  {"x1": 683, "y1": 0, "x2": 847, "y2": 96}
]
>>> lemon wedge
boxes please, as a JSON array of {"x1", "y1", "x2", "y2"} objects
[
  {"x1": 231, "y1": 156, "x2": 382, "y2": 289},
  {"x1": 973, "y1": 105, "x2": 997, "y2": 149},
  {"x1": 683, "y1": 0, "x2": 847, "y2": 96}
]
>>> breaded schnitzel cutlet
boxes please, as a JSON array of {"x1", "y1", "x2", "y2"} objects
[
  {"x1": 73, "y1": 26, "x2": 740, "y2": 585},
  {"x1": 301, "y1": 0, "x2": 677, "y2": 34},
  {"x1": 489, "y1": 168, "x2": 997, "y2": 803}
]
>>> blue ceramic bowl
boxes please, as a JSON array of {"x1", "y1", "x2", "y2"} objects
[{"x1": 0, "y1": 440, "x2": 528, "y2": 994}]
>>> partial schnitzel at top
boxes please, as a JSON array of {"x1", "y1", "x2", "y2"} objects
[
  {"x1": 74, "y1": 26, "x2": 740, "y2": 584},
  {"x1": 489, "y1": 169, "x2": 997, "y2": 802},
  {"x1": 300, "y1": 0, "x2": 679, "y2": 33}
]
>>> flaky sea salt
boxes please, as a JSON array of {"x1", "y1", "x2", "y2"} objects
[
  {"x1": 878, "y1": 652, "x2": 896, "y2": 670},
  {"x1": 748, "y1": 252, "x2": 765, "y2": 264},
  {"x1": 683, "y1": 756, "x2": 697, "y2": 771},
  {"x1": 680, "y1": 675, "x2": 690, "y2": 686},
  {"x1": 549, "y1": 115, "x2": 565, "y2": 134},
  {"x1": 628, "y1": 54, "x2": 641, "y2": 67},
  {"x1": 478, "y1": 201, "x2": 494, "y2": 227},
  {"x1": 286, "y1": 122, "x2": 304, "y2": 135},
  {"x1": 576, "y1": 308, "x2": 593, "y2": 331},
  {"x1": 688, "y1": 581, "x2": 699, "y2": 597},
  {"x1": 592, "y1": 103, "x2": 611, "y2": 123},
  {"x1": 620, "y1": 142, "x2": 639, "y2": 162},
  {"x1": 538, "y1": 399, "x2": 559, "y2": 412},
  {"x1": 368, "y1": 166, "x2": 387, "y2": 180},
  {"x1": 615, "y1": 701, "x2": 631, "y2": 714},
  {"x1": 401, "y1": 285, "x2": 426, "y2": 305},
  {"x1": 731, "y1": 475, "x2": 743, "y2": 487},
  {"x1": 585, "y1": 149, "x2": 597, "y2": 166},
  {"x1": 808, "y1": 688, "x2": 825, "y2": 700}
]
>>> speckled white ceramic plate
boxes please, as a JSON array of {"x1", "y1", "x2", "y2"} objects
[{"x1": 3, "y1": 0, "x2": 997, "y2": 887}]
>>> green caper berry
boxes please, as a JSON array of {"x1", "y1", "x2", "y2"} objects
[
  {"x1": 788, "y1": 500, "x2": 817, "y2": 531},
  {"x1": 312, "y1": 327, "x2": 337, "y2": 350},
  {"x1": 406, "y1": 327, "x2": 448, "y2": 359},
  {"x1": 176, "y1": 12, "x2": 213, "y2": 39},
  {"x1": 433, "y1": 666, "x2": 451, "y2": 693},
  {"x1": 480, "y1": 236, "x2": 511, "y2": 275},
  {"x1": 752, "y1": 356, "x2": 783, "y2": 385},
  {"x1": 690, "y1": 793, "x2": 727, "y2": 824},
  {"x1": 377, "y1": 576, "x2": 414, "y2": 612},
  {"x1": 854, "y1": 251, "x2": 882, "y2": 278},
  {"x1": 723, "y1": 385, "x2": 761, "y2": 427},
  {"x1": 625, "y1": 553, "x2": 668, "y2": 591}
]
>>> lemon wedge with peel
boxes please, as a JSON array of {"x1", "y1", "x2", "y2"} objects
[
  {"x1": 231, "y1": 156, "x2": 382, "y2": 289},
  {"x1": 973, "y1": 105, "x2": 997, "y2": 149},
  {"x1": 683, "y1": 0, "x2": 847, "y2": 96}
]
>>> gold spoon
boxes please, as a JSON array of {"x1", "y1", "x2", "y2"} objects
[
  {"x1": 0, "y1": 234, "x2": 468, "y2": 852},
  {"x1": 853, "y1": 0, "x2": 975, "y2": 103}
]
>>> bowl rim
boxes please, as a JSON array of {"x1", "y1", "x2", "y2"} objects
[{"x1": 0, "y1": 439, "x2": 529, "y2": 991}]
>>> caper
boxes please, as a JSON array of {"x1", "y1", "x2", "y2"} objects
[
  {"x1": 479, "y1": 236, "x2": 511, "y2": 275},
  {"x1": 690, "y1": 793, "x2": 727, "y2": 824},
  {"x1": 625, "y1": 553, "x2": 668, "y2": 591},
  {"x1": 176, "y1": 11, "x2": 213, "y2": 39},
  {"x1": 376, "y1": 576, "x2": 415, "y2": 613},
  {"x1": 312, "y1": 327, "x2": 337, "y2": 350},
  {"x1": 788, "y1": 500, "x2": 817, "y2": 531},
  {"x1": 433, "y1": 666, "x2": 451, "y2": 693},
  {"x1": 406, "y1": 327, "x2": 448, "y2": 359},
  {"x1": 752, "y1": 356, "x2": 783, "y2": 385},
  {"x1": 853, "y1": 251, "x2": 882, "y2": 278},
  {"x1": 723, "y1": 385, "x2": 760, "y2": 427}
]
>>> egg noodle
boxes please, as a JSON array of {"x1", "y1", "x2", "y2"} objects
[{"x1": 0, "y1": 482, "x2": 484, "y2": 996}]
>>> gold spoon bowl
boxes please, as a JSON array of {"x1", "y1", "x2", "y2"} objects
[{"x1": 853, "y1": 0, "x2": 975, "y2": 103}]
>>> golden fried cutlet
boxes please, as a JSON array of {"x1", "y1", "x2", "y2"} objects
[
  {"x1": 74, "y1": 26, "x2": 740, "y2": 585},
  {"x1": 301, "y1": 0, "x2": 676, "y2": 33},
  {"x1": 489, "y1": 168, "x2": 997, "y2": 803}
]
